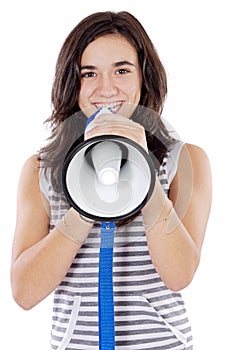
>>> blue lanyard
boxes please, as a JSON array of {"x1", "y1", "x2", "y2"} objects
[
  {"x1": 86, "y1": 111, "x2": 116, "y2": 348},
  {"x1": 99, "y1": 221, "x2": 116, "y2": 349}
]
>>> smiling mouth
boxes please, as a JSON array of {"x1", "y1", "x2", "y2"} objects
[{"x1": 94, "y1": 102, "x2": 123, "y2": 113}]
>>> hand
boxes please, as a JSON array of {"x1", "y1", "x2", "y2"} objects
[{"x1": 85, "y1": 114, "x2": 148, "y2": 152}]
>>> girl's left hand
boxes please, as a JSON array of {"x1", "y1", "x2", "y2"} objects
[{"x1": 85, "y1": 113, "x2": 148, "y2": 152}]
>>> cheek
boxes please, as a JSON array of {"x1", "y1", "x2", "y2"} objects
[
  {"x1": 78, "y1": 85, "x2": 89, "y2": 108},
  {"x1": 78, "y1": 86, "x2": 97, "y2": 117},
  {"x1": 124, "y1": 76, "x2": 141, "y2": 102},
  {"x1": 128, "y1": 82, "x2": 141, "y2": 102}
]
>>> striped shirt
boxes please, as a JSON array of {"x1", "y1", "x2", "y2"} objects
[{"x1": 40, "y1": 141, "x2": 193, "y2": 349}]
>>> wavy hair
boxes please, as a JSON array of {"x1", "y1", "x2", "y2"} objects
[{"x1": 39, "y1": 11, "x2": 176, "y2": 198}]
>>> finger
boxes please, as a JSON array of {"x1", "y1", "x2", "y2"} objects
[{"x1": 94, "y1": 114, "x2": 133, "y2": 125}]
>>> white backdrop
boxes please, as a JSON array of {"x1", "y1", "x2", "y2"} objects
[{"x1": 0, "y1": 1, "x2": 232, "y2": 349}]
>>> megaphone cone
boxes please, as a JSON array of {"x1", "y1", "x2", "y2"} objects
[{"x1": 62, "y1": 134, "x2": 156, "y2": 222}]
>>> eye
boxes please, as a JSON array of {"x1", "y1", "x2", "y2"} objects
[
  {"x1": 81, "y1": 71, "x2": 97, "y2": 78},
  {"x1": 115, "y1": 68, "x2": 130, "y2": 75}
]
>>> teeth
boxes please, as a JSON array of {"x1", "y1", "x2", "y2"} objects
[{"x1": 96, "y1": 102, "x2": 122, "y2": 110}]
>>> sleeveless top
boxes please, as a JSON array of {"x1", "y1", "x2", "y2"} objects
[{"x1": 40, "y1": 140, "x2": 193, "y2": 350}]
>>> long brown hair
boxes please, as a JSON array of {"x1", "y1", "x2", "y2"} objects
[{"x1": 40, "y1": 11, "x2": 176, "y2": 196}]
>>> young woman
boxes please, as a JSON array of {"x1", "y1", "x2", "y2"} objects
[{"x1": 11, "y1": 11, "x2": 212, "y2": 349}]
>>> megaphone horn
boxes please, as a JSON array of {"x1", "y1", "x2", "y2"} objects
[{"x1": 62, "y1": 134, "x2": 156, "y2": 222}]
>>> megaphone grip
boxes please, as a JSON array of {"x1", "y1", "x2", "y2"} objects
[{"x1": 56, "y1": 208, "x2": 93, "y2": 244}]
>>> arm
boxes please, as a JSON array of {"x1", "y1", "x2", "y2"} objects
[
  {"x1": 11, "y1": 155, "x2": 92, "y2": 310},
  {"x1": 85, "y1": 114, "x2": 212, "y2": 290},
  {"x1": 142, "y1": 143, "x2": 212, "y2": 291}
]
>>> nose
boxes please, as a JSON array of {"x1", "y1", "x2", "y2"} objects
[{"x1": 96, "y1": 74, "x2": 118, "y2": 98}]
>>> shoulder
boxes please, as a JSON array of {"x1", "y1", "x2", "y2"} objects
[
  {"x1": 169, "y1": 143, "x2": 212, "y2": 221},
  {"x1": 174, "y1": 142, "x2": 212, "y2": 192},
  {"x1": 183, "y1": 142, "x2": 208, "y2": 156},
  {"x1": 179, "y1": 143, "x2": 211, "y2": 172},
  {"x1": 21, "y1": 154, "x2": 51, "y2": 199},
  {"x1": 20, "y1": 154, "x2": 40, "y2": 177},
  {"x1": 18, "y1": 154, "x2": 41, "y2": 194}
]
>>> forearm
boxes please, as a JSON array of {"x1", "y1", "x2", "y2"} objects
[
  {"x1": 142, "y1": 178, "x2": 199, "y2": 291},
  {"x1": 146, "y1": 217, "x2": 199, "y2": 291},
  {"x1": 11, "y1": 209, "x2": 93, "y2": 309}
]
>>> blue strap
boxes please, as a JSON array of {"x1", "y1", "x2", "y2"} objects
[
  {"x1": 99, "y1": 221, "x2": 116, "y2": 350},
  {"x1": 85, "y1": 109, "x2": 101, "y2": 127}
]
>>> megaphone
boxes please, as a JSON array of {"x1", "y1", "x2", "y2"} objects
[
  {"x1": 62, "y1": 133, "x2": 156, "y2": 222},
  {"x1": 61, "y1": 111, "x2": 157, "y2": 349}
]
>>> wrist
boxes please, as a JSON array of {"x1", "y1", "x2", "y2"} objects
[
  {"x1": 56, "y1": 208, "x2": 94, "y2": 244},
  {"x1": 142, "y1": 176, "x2": 177, "y2": 231},
  {"x1": 142, "y1": 177, "x2": 167, "y2": 218}
]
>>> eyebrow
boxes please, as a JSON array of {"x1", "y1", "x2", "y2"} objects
[
  {"x1": 113, "y1": 60, "x2": 136, "y2": 68},
  {"x1": 80, "y1": 60, "x2": 136, "y2": 71}
]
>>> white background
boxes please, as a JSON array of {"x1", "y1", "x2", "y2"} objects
[{"x1": 0, "y1": 1, "x2": 232, "y2": 349}]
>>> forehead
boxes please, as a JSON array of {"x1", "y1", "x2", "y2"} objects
[{"x1": 81, "y1": 34, "x2": 138, "y2": 65}]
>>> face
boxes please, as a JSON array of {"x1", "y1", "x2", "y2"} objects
[{"x1": 78, "y1": 34, "x2": 142, "y2": 118}]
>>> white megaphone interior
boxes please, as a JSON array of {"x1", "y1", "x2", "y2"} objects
[
  {"x1": 91, "y1": 140, "x2": 122, "y2": 186},
  {"x1": 65, "y1": 138, "x2": 152, "y2": 219}
]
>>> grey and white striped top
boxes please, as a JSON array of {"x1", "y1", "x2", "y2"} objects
[{"x1": 40, "y1": 141, "x2": 193, "y2": 350}]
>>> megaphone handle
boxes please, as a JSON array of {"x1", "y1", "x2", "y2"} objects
[
  {"x1": 85, "y1": 107, "x2": 115, "y2": 128},
  {"x1": 98, "y1": 221, "x2": 116, "y2": 349}
]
